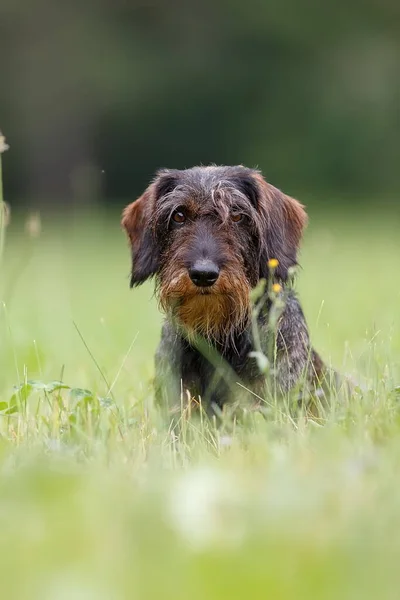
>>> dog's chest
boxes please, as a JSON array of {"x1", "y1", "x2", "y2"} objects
[{"x1": 179, "y1": 330, "x2": 263, "y2": 401}]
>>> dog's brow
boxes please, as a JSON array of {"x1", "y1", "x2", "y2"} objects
[
  {"x1": 155, "y1": 177, "x2": 259, "y2": 226},
  {"x1": 211, "y1": 185, "x2": 255, "y2": 211}
]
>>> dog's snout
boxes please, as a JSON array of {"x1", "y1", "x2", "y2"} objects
[{"x1": 189, "y1": 260, "x2": 220, "y2": 287}]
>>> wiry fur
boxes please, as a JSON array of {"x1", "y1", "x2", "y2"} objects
[{"x1": 122, "y1": 165, "x2": 328, "y2": 415}]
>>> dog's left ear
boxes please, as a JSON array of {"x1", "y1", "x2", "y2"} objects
[
  {"x1": 122, "y1": 170, "x2": 179, "y2": 287},
  {"x1": 121, "y1": 186, "x2": 158, "y2": 287},
  {"x1": 250, "y1": 172, "x2": 308, "y2": 281}
]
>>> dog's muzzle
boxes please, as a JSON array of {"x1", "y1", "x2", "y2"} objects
[{"x1": 188, "y1": 259, "x2": 220, "y2": 287}]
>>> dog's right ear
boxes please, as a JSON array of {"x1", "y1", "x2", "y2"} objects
[{"x1": 121, "y1": 171, "x2": 179, "y2": 287}]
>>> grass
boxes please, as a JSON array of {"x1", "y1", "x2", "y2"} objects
[{"x1": 0, "y1": 205, "x2": 399, "y2": 599}]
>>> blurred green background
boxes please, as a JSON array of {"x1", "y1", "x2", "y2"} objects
[{"x1": 1, "y1": 0, "x2": 400, "y2": 209}]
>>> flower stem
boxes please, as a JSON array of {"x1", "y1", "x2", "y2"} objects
[
  {"x1": 0, "y1": 131, "x2": 9, "y2": 267},
  {"x1": 0, "y1": 152, "x2": 5, "y2": 265}
]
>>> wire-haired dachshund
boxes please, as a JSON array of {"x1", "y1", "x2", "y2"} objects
[{"x1": 122, "y1": 165, "x2": 332, "y2": 416}]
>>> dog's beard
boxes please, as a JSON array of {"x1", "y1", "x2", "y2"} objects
[{"x1": 157, "y1": 268, "x2": 251, "y2": 344}]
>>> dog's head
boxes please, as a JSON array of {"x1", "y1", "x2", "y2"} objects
[{"x1": 122, "y1": 166, "x2": 307, "y2": 340}]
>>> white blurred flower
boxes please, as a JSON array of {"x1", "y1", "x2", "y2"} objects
[
  {"x1": 25, "y1": 212, "x2": 42, "y2": 238},
  {"x1": 219, "y1": 435, "x2": 233, "y2": 447},
  {"x1": 0, "y1": 131, "x2": 9, "y2": 153},
  {"x1": 43, "y1": 573, "x2": 109, "y2": 600},
  {"x1": 168, "y1": 467, "x2": 245, "y2": 549}
]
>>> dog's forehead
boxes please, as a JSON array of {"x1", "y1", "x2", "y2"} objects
[
  {"x1": 159, "y1": 165, "x2": 259, "y2": 208},
  {"x1": 176, "y1": 165, "x2": 254, "y2": 190}
]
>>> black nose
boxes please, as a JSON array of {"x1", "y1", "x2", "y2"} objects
[{"x1": 189, "y1": 260, "x2": 220, "y2": 287}]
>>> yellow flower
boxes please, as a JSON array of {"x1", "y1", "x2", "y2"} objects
[
  {"x1": 272, "y1": 283, "x2": 282, "y2": 294},
  {"x1": 267, "y1": 258, "x2": 279, "y2": 269}
]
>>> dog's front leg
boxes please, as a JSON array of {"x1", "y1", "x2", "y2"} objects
[{"x1": 154, "y1": 322, "x2": 183, "y2": 417}]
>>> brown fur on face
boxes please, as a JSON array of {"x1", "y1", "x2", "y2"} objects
[
  {"x1": 121, "y1": 165, "x2": 308, "y2": 342},
  {"x1": 158, "y1": 259, "x2": 251, "y2": 342}
]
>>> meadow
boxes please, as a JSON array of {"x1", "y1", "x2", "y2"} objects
[{"x1": 0, "y1": 203, "x2": 399, "y2": 599}]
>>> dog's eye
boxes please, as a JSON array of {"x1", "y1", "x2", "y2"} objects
[
  {"x1": 172, "y1": 210, "x2": 186, "y2": 224},
  {"x1": 231, "y1": 212, "x2": 243, "y2": 223}
]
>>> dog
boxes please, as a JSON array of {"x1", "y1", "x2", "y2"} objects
[{"x1": 122, "y1": 165, "x2": 332, "y2": 417}]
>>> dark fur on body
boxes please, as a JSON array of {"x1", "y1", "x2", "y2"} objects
[{"x1": 122, "y1": 165, "x2": 327, "y2": 414}]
